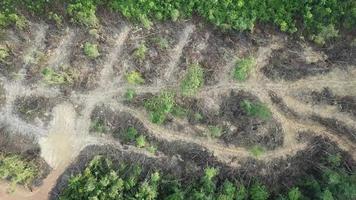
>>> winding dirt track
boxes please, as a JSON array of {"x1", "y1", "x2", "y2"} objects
[{"x1": 0, "y1": 20, "x2": 355, "y2": 200}]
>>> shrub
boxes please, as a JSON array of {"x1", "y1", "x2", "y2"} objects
[
  {"x1": 124, "y1": 89, "x2": 136, "y2": 101},
  {"x1": 48, "y1": 12, "x2": 63, "y2": 28},
  {"x1": 240, "y1": 100, "x2": 271, "y2": 120},
  {"x1": 67, "y1": 0, "x2": 99, "y2": 27},
  {"x1": 233, "y1": 57, "x2": 255, "y2": 81},
  {"x1": 122, "y1": 127, "x2": 138, "y2": 143},
  {"x1": 42, "y1": 67, "x2": 74, "y2": 85},
  {"x1": 133, "y1": 43, "x2": 148, "y2": 61},
  {"x1": 180, "y1": 63, "x2": 204, "y2": 96},
  {"x1": 126, "y1": 71, "x2": 145, "y2": 85},
  {"x1": 0, "y1": 154, "x2": 38, "y2": 191},
  {"x1": 208, "y1": 125, "x2": 223, "y2": 138},
  {"x1": 250, "y1": 145, "x2": 265, "y2": 158},
  {"x1": 83, "y1": 42, "x2": 100, "y2": 59},
  {"x1": 250, "y1": 182, "x2": 270, "y2": 200},
  {"x1": 59, "y1": 156, "x2": 125, "y2": 200},
  {"x1": 144, "y1": 91, "x2": 175, "y2": 124},
  {"x1": 90, "y1": 119, "x2": 107, "y2": 133},
  {"x1": 0, "y1": 45, "x2": 10, "y2": 62}
]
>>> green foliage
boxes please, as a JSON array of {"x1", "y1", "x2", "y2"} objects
[
  {"x1": 208, "y1": 125, "x2": 223, "y2": 138},
  {"x1": 126, "y1": 71, "x2": 145, "y2": 85},
  {"x1": 67, "y1": 0, "x2": 99, "y2": 27},
  {"x1": 288, "y1": 187, "x2": 302, "y2": 200},
  {"x1": 180, "y1": 64, "x2": 204, "y2": 96},
  {"x1": 0, "y1": 12, "x2": 28, "y2": 30},
  {"x1": 171, "y1": 105, "x2": 188, "y2": 118},
  {"x1": 124, "y1": 88, "x2": 136, "y2": 101},
  {"x1": 250, "y1": 146, "x2": 265, "y2": 158},
  {"x1": 0, "y1": 154, "x2": 38, "y2": 191},
  {"x1": 83, "y1": 42, "x2": 100, "y2": 59},
  {"x1": 233, "y1": 57, "x2": 255, "y2": 81},
  {"x1": 122, "y1": 127, "x2": 138, "y2": 143},
  {"x1": 136, "y1": 135, "x2": 147, "y2": 148},
  {"x1": 151, "y1": 37, "x2": 169, "y2": 49},
  {"x1": 90, "y1": 119, "x2": 107, "y2": 133},
  {"x1": 48, "y1": 12, "x2": 63, "y2": 28},
  {"x1": 250, "y1": 182, "x2": 270, "y2": 200},
  {"x1": 133, "y1": 43, "x2": 148, "y2": 61},
  {"x1": 0, "y1": 45, "x2": 10, "y2": 62},
  {"x1": 144, "y1": 91, "x2": 175, "y2": 124},
  {"x1": 240, "y1": 100, "x2": 271, "y2": 120},
  {"x1": 312, "y1": 24, "x2": 339, "y2": 46},
  {"x1": 41, "y1": 67, "x2": 77, "y2": 85},
  {"x1": 59, "y1": 156, "x2": 125, "y2": 200}
]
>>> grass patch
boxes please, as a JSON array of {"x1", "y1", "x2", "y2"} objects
[
  {"x1": 41, "y1": 67, "x2": 77, "y2": 85},
  {"x1": 208, "y1": 125, "x2": 223, "y2": 138},
  {"x1": 126, "y1": 71, "x2": 145, "y2": 85},
  {"x1": 133, "y1": 43, "x2": 148, "y2": 61},
  {"x1": 144, "y1": 91, "x2": 175, "y2": 124},
  {"x1": 240, "y1": 100, "x2": 271, "y2": 120},
  {"x1": 83, "y1": 42, "x2": 100, "y2": 59},
  {"x1": 180, "y1": 63, "x2": 204, "y2": 96},
  {"x1": 250, "y1": 146, "x2": 265, "y2": 158},
  {"x1": 232, "y1": 57, "x2": 255, "y2": 81},
  {"x1": 90, "y1": 119, "x2": 107, "y2": 134},
  {"x1": 124, "y1": 89, "x2": 136, "y2": 101},
  {"x1": 0, "y1": 45, "x2": 10, "y2": 62},
  {"x1": 0, "y1": 154, "x2": 38, "y2": 192}
]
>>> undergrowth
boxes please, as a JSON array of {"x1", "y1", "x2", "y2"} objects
[
  {"x1": 240, "y1": 100, "x2": 272, "y2": 120},
  {"x1": 83, "y1": 42, "x2": 100, "y2": 59},
  {"x1": 144, "y1": 91, "x2": 175, "y2": 124},
  {"x1": 0, "y1": 154, "x2": 38, "y2": 192},
  {"x1": 180, "y1": 63, "x2": 204, "y2": 96},
  {"x1": 59, "y1": 153, "x2": 356, "y2": 200},
  {"x1": 233, "y1": 57, "x2": 255, "y2": 81}
]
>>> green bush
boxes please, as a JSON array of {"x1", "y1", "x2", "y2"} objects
[
  {"x1": 67, "y1": 0, "x2": 99, "y2": 27},
  {"x1": 144, "y1": 91, "x2": 175, "y2": 124},
  {"x1": 240, "y1": 100, "x2": 271, "y2": 120},
  {"x1": 233, "y1": 57, "x2": 255, "y2": 81},
  {"x1": 0, "y1": 45, "x2": 10, "y2": 62},
  {"x1": 250, "y1": 182, "x2": 270, "y2": 200},
  {"x1": 124, "y1": 88, "x2": 136, "y2": 101},
  {"x1": 250, "y1": 145, "x2": 265, "y2": 158},
  {"x1": 133, "y1": 43, "x2": 148, "y2": 61},
  {"x1": 83, "y1": 42, "x2": 100, "y2": 59},
  {"x1": 42, "y1": 67, "x2": 78, "y2": 85},
  {"x1": 180, "y1": 63, "x2": 204, "y2": 96},
  {"x1": 208, "y1": 125, "x2": 223, "y2": 138},
  {"x1": 0, "y1": 154, "x2": 38, "y2": 191},
  {"x1": 126, "y1": 71, "x2": 145, "y2": 85}
]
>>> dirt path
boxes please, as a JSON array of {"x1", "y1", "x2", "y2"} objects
[{"x1": 163, "y1": 24, "x2": 195, "y2": 82}]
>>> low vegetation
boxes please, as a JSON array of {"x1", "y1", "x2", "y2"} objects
[
  {"x1": 144, "y1": 91, "x2": 175, "y2": 124},
  {"x1": 124, "y1": 89, "x2": 136, "y2": 101},
  {"x1": 1, "y1": 0, "x2": 354, "y2": 45},
  {"x1": 250, "y1": 145, "x2": 265, "y2": 158},
  {"x1": 0, "y1": 154, "x2": 38, "y2": 192},
  {"x1": 0, "y1": 45, "x2": 10, "y2": 62},
  {"x1": 42, "y1": 67, "x2": 78, "y2": 85},
  {"x1": 83, "y1": 42, "x2": 100, "y2": 59},
  {"x1": 126, "y1": 71, "x2": 145, "y2": 85},
  {"x1": 180, "y1": 63, "x2": 204, "y2": 96},
  {"x1": 67, "y1": 0, "x2": 99, "y2": 27},
  {"x1": 59, "y1": 153, "x2": 356, "y2": 200},
  {"x1": 233, "y1": 57, "x2": 255, "y2": 81},
  {"x1": 240, "y1": 100, "x2": 272, "y2": 120},
  {"x1": 133, "y1": 43, "x2": 148, "y2": 62}
]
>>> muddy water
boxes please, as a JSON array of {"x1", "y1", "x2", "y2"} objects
[{"x1": 39, "y1": 103, "x2": 77, "y2": 168}]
